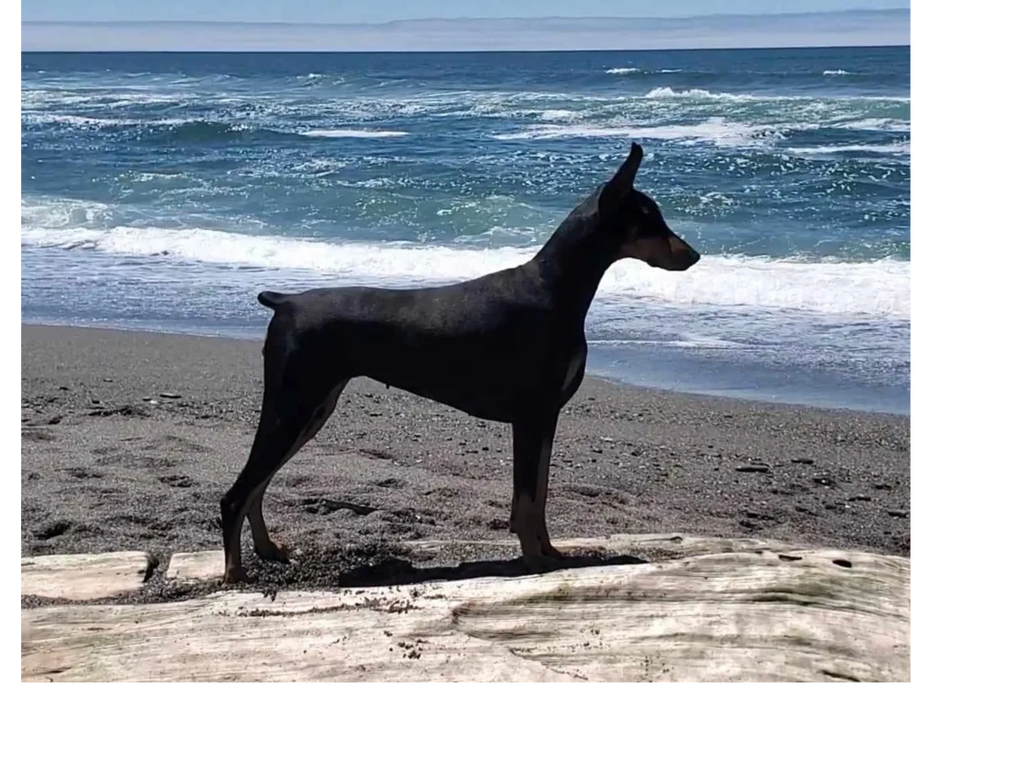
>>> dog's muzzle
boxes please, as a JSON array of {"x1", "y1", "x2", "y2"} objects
[{"x1": 668, "y1": 236, "x2": 700, "y2": 271}]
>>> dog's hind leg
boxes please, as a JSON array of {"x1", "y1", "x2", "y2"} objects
[
  {"x1": 243, "y1": 379, "x2": 348, "y2": 564},
  {"x1": 220, "y1": 378, "x2": 347, "y2": 582},
  {"x1": 510, "y1": 410, "x2": 564, "y2": 571}
]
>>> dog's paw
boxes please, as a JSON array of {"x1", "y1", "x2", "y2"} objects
[
  {"x1": 540, "y1": 543, "x2": 564, "y2": 559},
  {"x1": 255, "y1": 541, "x2": 291, "y2": 564},
  {"x1": 223, "y1": 565, "x2": 249, "y2": 584}
]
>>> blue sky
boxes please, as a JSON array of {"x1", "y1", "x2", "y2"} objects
[{"x1": 23, "y1": 1, "x2": 910, "y2": 24}]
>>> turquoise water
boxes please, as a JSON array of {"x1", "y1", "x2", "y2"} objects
[{"x1": 21, "y1": 47, "x2": 910, "y2": 413}]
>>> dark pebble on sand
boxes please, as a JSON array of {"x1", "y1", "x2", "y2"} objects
[
  {"x1": 848, "y1": 494, "x2": 872, "y2": 502},
  {"x1": 159, "y1": 392, "x2": 182, "y2": 400},
  {"x1": 735, "y1": 464, "x2": 770, "y2": 473},
  {"x1": 791, "y1": 457, "x2": 815, "y2": 465}
]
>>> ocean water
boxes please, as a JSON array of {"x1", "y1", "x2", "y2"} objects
[{"x1": 21, "y1": 48, "x2": 910, "y2": 414}]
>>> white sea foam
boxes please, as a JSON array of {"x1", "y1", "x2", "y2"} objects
[
  {"x1": 495, "y1": 118, "x2": 784, "y2": 148},
  {"x1": 22, "y1": 113, "x2": 136, "y2": 127},
  {"x1": 299, "y1": 128, "x2": 409, "y2": 138},
  {"x1": 787, "y1": 142, "x2": 911, "y2": 156},
  {"x1": 590, "y1": 337, "x2": 745, "y2": 350},
  {"x1": 20, "y1": 222, "x2": 910, "y2": 319},
  {"x1": 22, "y1": 113, "x2": 411, "y2": 139},
  {"x1": 539, "y1": 109, "x2": 576, "y2": 121},
  {"x1": 823, "y1": 69, "x2": 851, "y2": 76},
  {"x1": 21, "y1": 197, "x2": 117, "y2": 228},
  {"x1": 22, "y1": 112, "x2": 189, "y2": 128},
  {"x1": 840, "y1": 118, "x2": 912, "y2": 132},
  {"x1": 640, "y1": 87, "x2": 908, "y2": 104},
  {"x1": 605, "y1": 67, "x2": 640, "y2": 74},
  {"x1": 641, "y1": 87, "x2": 768, "y2": 102},
  {"x1": 643, "y1": 86, "x2": 681, "y2": 98}
]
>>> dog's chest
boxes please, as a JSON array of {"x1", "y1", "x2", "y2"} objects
[{"x1": 558, "y1": 346, "x2": 587, "y2": 404}]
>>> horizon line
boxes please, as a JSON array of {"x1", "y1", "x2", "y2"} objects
[{"x1": 22, "y1": 43, "x2": 909, "y2": 54}]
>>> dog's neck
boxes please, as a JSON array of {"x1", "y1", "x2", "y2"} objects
[{"x1": 532, "y1": 197, "x2": 624, "y2": 322}]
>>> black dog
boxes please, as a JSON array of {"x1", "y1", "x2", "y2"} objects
[{"x1": 220, "y1": 143, "x2": 700, "y2": 583}]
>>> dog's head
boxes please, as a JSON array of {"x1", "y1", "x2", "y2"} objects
[{"x1": 596, "y1": 143, "x2": 700, "y2": 271}]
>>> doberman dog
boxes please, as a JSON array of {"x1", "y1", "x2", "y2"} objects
[{"x1": 220, "y1": 142, "x2": 700, "y2": 583}]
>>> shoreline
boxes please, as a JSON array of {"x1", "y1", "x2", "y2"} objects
[
  {"x1": 21, "y1": 317, "x2": 910, "y2": 417},
  {"x1": 21, "y1": 323, "x2": 909, "y2": 595}
]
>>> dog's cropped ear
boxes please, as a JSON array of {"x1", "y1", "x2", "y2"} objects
[{"x1": 599, "y1": 142, "x2": 643, "y2": 217}]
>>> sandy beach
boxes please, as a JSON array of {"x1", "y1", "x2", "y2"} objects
[{"x1": 21, "y1": 323, "x2": 909, "y2": 600}]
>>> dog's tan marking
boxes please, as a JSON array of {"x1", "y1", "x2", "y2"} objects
[
  {"x1": 562, "y1": 350, "x2": 585, "y2": 395},
  {"x1": 534, "y1": 437, "x2": 552, "y2": 517},
  {"x1": 622, "y1": 236, "x2": 671, "y2": 265}
]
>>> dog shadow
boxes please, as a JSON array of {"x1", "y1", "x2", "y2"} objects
[
  {"x1": 238, "y1": 548, "x2": 650, "y2": 595},
  {"x1": 333, "y1": 552, "x2": 649, "y2": 589}
]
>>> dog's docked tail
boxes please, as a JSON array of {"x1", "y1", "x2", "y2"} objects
[{"x1": 257, "y1": 291, "x2": 289, "y2": 310}]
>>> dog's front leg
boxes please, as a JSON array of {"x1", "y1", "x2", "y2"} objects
[{"x1": 510, "y1": 410, "x2": 563, "y2": 571}]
